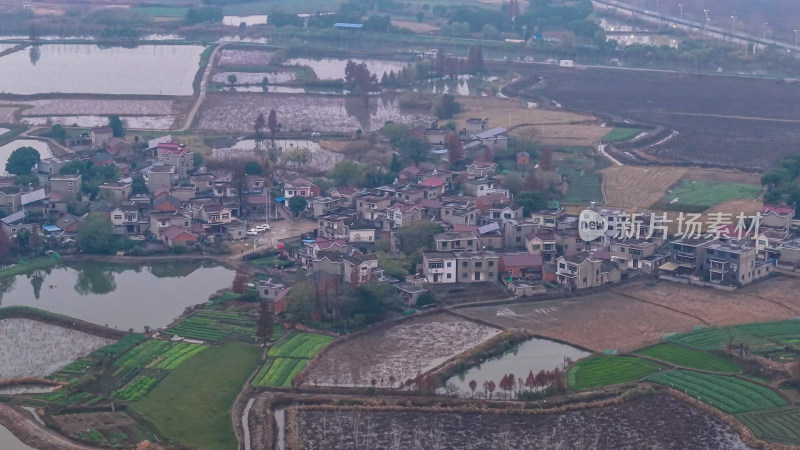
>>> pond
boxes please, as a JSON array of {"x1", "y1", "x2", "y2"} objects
[
  {"x1": 413, "y1": 75, "x2": 498, "y2": 97},
  {"x1": 0, "y1": 44, "x2": 205, "y2": 95},
  {"x1": 443, "y1": 337, "x2": 590, "y2": 398},
  {"x1": 224, "y1": 15, "x2": 269, "y2": 26},
  {"x1": 0, "y1": 139, "x2": 53, "y2": 176},
  {"x1": 0, "y1": 261, "x2": 235, "y2": 331},
  {"x1": 285, "y1": 57, "x2": 410, "y2": 80},
  {"x1": 0, "y1": 425, "x2": 33, "y2": 450}
]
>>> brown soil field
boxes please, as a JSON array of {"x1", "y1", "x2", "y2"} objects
[
  {"x1": 459, "y1": 276, "x2": 800, "y2": 352},
  {"x1": 705, "y1": 199, "x2": 764, "y2": 218},
  {"x1": 602, "y1": 166, "x2": 763, "y2": 211},
  {"x1": 509, "y1": 65, "x2": 800, "y2": 169},
  {"x1": 216, "y1": 49, "x2": 274, "y2": 67},
  {"x1": 391, "y1": 19, "x2": 440, "y2": 33},
  {"x1": 514, "y1": 124, "x2": 608, "y2": 146},
  {"x1": 50, "y1": 412, "x2": 146, "y2": 447},
  {"x1": 303, "y1": 313, "x2": 500, "y2": 387},
  {"x1": 295, "y1": 394, "x2": 748, "y2": 449},
  {"x1": 602, "y1": 166, "x2": 687, "y2": 209}
]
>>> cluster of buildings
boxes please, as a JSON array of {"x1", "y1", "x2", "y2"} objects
[{"x1": 1, "y1": 130, "x2": 276, "y2": 248}]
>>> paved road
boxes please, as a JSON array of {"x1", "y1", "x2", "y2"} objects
[{"x1": 179, "y1": 43, "x2": 224, "y2": 132}]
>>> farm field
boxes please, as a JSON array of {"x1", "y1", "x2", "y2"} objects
[
  {"x1": 666, "y1": 320, "x2": 800, "y2": 362},
  {"x1": 166, "y1": 310, "x2": 260, "y2": 343},
  {"x1": 459, "y1": 277, "x2": 800, "y2": 352},
  {"x1": 602, "y1": 127, "x2": 643, "y2": 142},
  {"x1": 634, "y1": 343, "x2": 739, "y2": 373},
  {"x1": 252, "y1": 358, "x2": 307, "y2": 387},
  {"x1": 648, "y1": 371, "x2": 786, "y2": 414},
  {"x1": 303, "y1": 313, "x2": 500, "y2": 387},
  {"x1": 216, "y1": 49, "x2": 275, "y2": 67},
  {"x1": 50, "y1": 411, "x2": 154, "y2": 448},
  {"x1": 268, "y1": 332, "x2": 334, "y2": 359},
  {"x1": 513, "y1": 64, "x2": 800, "y2": 169},
  {"x1": 567, "y1": 356, "x2": 664, "y2": 390},
  {"x1": 19, "y1": 99, "x2": 175, "y2": 116},
  {"x1": 556, "y1": 166, "x2": 603, "y2": 203},
  {"x1": 654, "y1": 179, "x2": 762, "y2": 213},
  {"x1": 295, "y1": 394, "x2": 748, "y2": 449},
  {"x1": 602, "y1": 165, "x2": 687, "y2": 209},
  {"x1": 132, "y1": 343, "x2": 261, "y2": 450},
  {"x1": 0, "y1": 319, "x2": 114, "y2": 380},
  {"x1": 211, "y1": 71, "x2": 296, "y2": 85},
  {"x1": 737, "y1": 406, "x2": 800, "y2": 446},
  {"x1": 197, "y1": 92, "x2": 417, "y2": 133}
]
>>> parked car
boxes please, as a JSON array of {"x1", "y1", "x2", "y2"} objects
[
  {"x1": 256, "y1": 223, "x2": 271, "y2": 232},
  {"x1": 247, "y1": 229, "x2": 259, "y2": 236}
]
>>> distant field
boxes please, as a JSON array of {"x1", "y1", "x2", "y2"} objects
[
  {"x1": 557, "y1": 166, "x2": 603, "y2": 203},
  {"x1": 567, "y1": 356, "x2": 664, "y2": 390},
  {"x1": 136, "y1": 6, "x2": 187, "y2": 17},
  {"x1": 737, "y1": 406, "x2": 800, "y2": 446},
  {"x1": 603, "y1": 127, "x2": 643, "y2": 142},
  {"x1": 634, "y1": 343, "x2": 739, "y2": 373},
  {"x1": 221, "y1": 0, "x2": 342, "y2": 15},
  {"x1": 655, "y1": 179, "x2": 762, "y2": 212},
  {"x1": 648, "y1": 371, "x2": 786, "y2": 414}
]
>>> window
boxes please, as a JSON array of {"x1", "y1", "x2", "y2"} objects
[
  {"x1": 489, "y1": 272, "x2": 494, "y2": 278},
  {"x1": 446, "y1": 262, "x2": 451, "y2": 267},
  {"x1": 467, "y1": 240, "x2": 473, "y2": 246},
  {"x1": 441, "y1": 242, "x2": 448, "y2": 248},
  {"x1": 447, "y1": 273, "x2": 452, "y2": 279},
  {"x1": 113, "y1": 215, "x2": 122, "y2": 220},
  {"x1": 369, "y1": 236, "x2": 373, "y2": 241},
  {"x1": 516, "y1": 237, "x2": 521, "y2": 243},
  {"x1": 429, "y1": 262, "x2": 444, "y2": 269},
  {"x1": 462, "y1": 273, "x2": 468, "y2": 279},
  {"x1": 475, "y1": 262, "x2": 482, "y2": 268},
  {"x1": 559, "y1": 263, "x2": 565, "y2": 269},
  {"x1": 488, "y1": 261, "x2": 494, "y2": 267},
  {"x1": 462, "y1": 262, "x2": 468, "y2": 267}
]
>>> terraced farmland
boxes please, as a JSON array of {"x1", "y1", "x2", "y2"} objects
[
  {"x1": 167, "y1": 311, "x2": 259, "y2": 343},
  {"x1": 111, "y1": 376, "x2": 159, "y2": 402},
  {"x1": 567, "y1": 356, "x2": 664, "y2": 390},
  {"x1": 114, "y1": 340, "x2": 175, "y2": 368},
  {"x1": 268, "y1": 333, "x2": 335, "y2": 359},
  {"x1": 634, "y1": 344, "x2": 739, "y2": 373},
  {"x1": 153, "y1": 343, "x2": 207, "y2": 370},
  {"x1": 648, "y1": 371, "x2": 786, "y2": 414},
  {"x1": 667, "y1": 320, "x2": 800, "y2": 362},
  {"x1": 737, "y1": 406, "x2": 800, "y2": 446},
  {"x1": 252, "y1": 358, "x2": 308, "y2": 387}
]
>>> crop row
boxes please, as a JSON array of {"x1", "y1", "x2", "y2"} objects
[
  {"x1": 253, "y1": 358, "x2": 307, "y2": 387},
  {"x1": 112, "y1": 366, "x2": 141, "y2": 390},
  {"x1": 112, "y1": 376, "x2": 159, "y2": 402},
  {"x1": 737, "y1": 407, "x2": 800, "y2": 445},
  {"x1": 157, "y1": 344, "x2": 207, "y2": 370},
  {"x1": 60, "y1": 358, "x2": 98, "y2": 374},
  {"x1": 634, "y1": 344, "x2": 739, "y2": 373},
  {"x1": 568, "y1": 356, "x2": 664, "y2": 390},
  {"x1": 168, "y1": 318, "x2": 230, "y2": 341},
  {"x1": 94, "y1": 335, "x2": 146, "y2": 357},
  {"x1": 114, "y1": 340, "x2": 175, "y2": 368},
  {"x1": 268, "y1": 333, "x2": 334, "y2": 359},
  {"x1": 668, "y1": 321, "x2": 800, "y2": 356},
  {"x1": 648, "y1": 371, "x2": 786, "y2": 414}
]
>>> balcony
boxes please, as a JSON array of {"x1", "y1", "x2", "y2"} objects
[{"x1": 708, "y1": 258, "x2": 729, "y2": 273}]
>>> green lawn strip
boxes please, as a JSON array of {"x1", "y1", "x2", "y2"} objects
[
  {"x1": 602, "y1": 127, "x2": 643, "y2": 142},
  {"x1": 132, "y1": 343, "x2": 262, "y2": 450},
  {"x1": 656, "y1": 180, "x2": 762, "y2": 212},
  {"x1": 567, "y1": 356, "x2": 665, "y2": 390},
  {"x1": 114, "y1": 340, "x2": 175, "y2": 368},
  {"x1": 648, "y1": 371, "x2": 786, "y2": 414},
  {"x1": 634, "y1": 343, "x2": 739, "y2": 373},
  {"x1": 267, "y1": 333, "x2": 334, "y2": 359},
  {"x1": 737, "y1": 407, "x2": 800, "y2": 446}
]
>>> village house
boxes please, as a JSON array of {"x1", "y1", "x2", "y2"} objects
[
  {"x1": 531, "y1": 207, "x2": 566, "y2": 229},
  {"x1": 318, "y1": 211, "x2": 360, "y2": 240},
  {"x1": 755, "y1": 229, "x2": 789, "y2": 261},
  {"x1": 489, "y1": 203, "x2": 523, "y2": 222},
  {"x1": 499, "y1": 253, "x2": 544, "y2": 279},
  {"x1": 284, "y1": 178, "x2": 320, "y2": 203},
  {"x1": 55, "y1": 214, "x2": 83, "y2": 235},
  {"x1": 385, "y1": 202, "x2": 424, "y2": 229},
  {"x1": 160, "y1": 225, "x2": 197, "y2": 248},
  {"x1": 98, "y1": 181, "x2": 132, "y2": 205},
  {"x1": 246, "y1": 175, "x2": 266, "y2": 192},
  {"x1": 455, "y1": 250, "x2": 500, "y2": 283},
  {"x1": 343, "y1": 253, "x2": 380, "y2": 286},
  {"x1": 49, "y1": 174, "x2": 82, "y2": 201},
  {"x1": 517, "y1": 152, "x2": 531, "y2": 166},
  {"x1": 157, "y1": 142, "x2": 194, "y2": 178},
  {"x1": 422, "y1": 251, "x2": 457, "y2": 284},
  {"x1": 105, "y1": 138, "x2": 133, "y2": 158},
  {"x1": 307, "y1": 251, "x2": 345, "y2": 277},
  {"x1": 502, "y1": 218, "x2": 539, "y2": 248},
  {"x1": 779, "y1": 239, "x2": 800, "y2": 267},
  {"x1": 355, "y1": 194, "x2": 392, "y2": 221},
  {"x1": 149, "y1": 210, "x2": 192, "y2": 236},
  {"x1": 143, "y1": 163, "x2": 176, "y2": 192},
  {"x1": 556, "y1": 252, "x2": 621, "y2": 290},
  {"x1": 345, "y1": 219, "x2": 376, "y2": 243},
  {"x1": 440, "y1": 199, "x2": 479, "y2": 226},
  {"x1": 0, "y1": 186, "x2": 25, "y2": 213},
  {"x1": 190, "y1": 173, "x2": 216, "y2": 192},
  {"x1": 761, "y1": 204, "x2": 794, "y2": 230},
  {"x1": 90, "y1": 126, "x2": 113, "y2": 148},
  {"x1": 423, "y1": 129, "x2": 446, "y2": 146},
  {"x1": 610, "y1": 239, "x2": 659, "y2": 269},
  {"x1": 466, "y1": 161, "x2": 497, "y2": 179},
  {"x1": 308, "y1": 197, "x2": 346, "y2": 218},
  {"x1": 471, "y1": 127, "x2": 508, "y2": 151},
  {"x1": 664, "y1": 237, "x2": 715, "y2": 277},
  {"x1": 109, "y1": 204, "x2": 144, "y2": 235},
  {"x1": 465, "y1": 117, "x2": 489, "y2": 137},
  {"x1": 702, "y1": 242, "x2": 769, "y2": 286},
  {"x1": 411, "y1": 115, "x2": 438, "y2": 130},
  {"x1": 223, "y1": 220, "x2": 247, "y2": 240},
  {"x1": 462, "y1": 178, "x2": 498, "y2": 197},
  {"x1": 526, "y1": 231, "x2": 558, "y2": 261},
  {"x1": 257, "y1": 279, "x2": 290, "y2": 315},
  {"x1": 153, "y1": 195, "x2": 182, "y2": 212},
  {"x1": 329, "y1": 186, "x2": 360, "y2": 207}
]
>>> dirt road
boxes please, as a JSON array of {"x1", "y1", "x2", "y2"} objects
[
  {"x1": 0, "y1": 404, "x2": 99, "y2": 450},
  {"x1": 179, "y1": 43, "x2": 223, "y2": 132}
]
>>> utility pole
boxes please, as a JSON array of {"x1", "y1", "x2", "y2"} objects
[
  {"x1": 703, "y1": 9, "x2": 710, "y2": 34},
  {"x1": 794, "y1": 29, "x2": 799, "y2": 47},
  {"x1": 677, "y1": 3, "x2": 682, "y2": 19},
  {"x1": 763, "y1": 22, "x2": 768, "y2": 39}
]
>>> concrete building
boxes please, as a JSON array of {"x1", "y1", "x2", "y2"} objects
[
  {"x1": 556, "y1": 252, "x2": 621, "y2": 290},
  {"x1": 422, "y1": 251, "x2": 457, "y2": 284},
  {"x1": 49, "y1": 174, "x2": 82, "y2": 201}
]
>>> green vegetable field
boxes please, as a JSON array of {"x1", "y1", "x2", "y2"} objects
[
  {"x1": 737, "y1": 406, "x2": 800, "y2": 445},
  {"x1": 667, "y1": 320, "x2": 800, "y2": 362},
  {"x1": 268, "y1": 333, "x2": 335, "y2": 359},
  {"x1": 634, "y1": 344, "x2": 739, "y2": 373},
  {"x1": 603, "y1": 127, "x2": 643, "y2": 142},
  {"x1": 567, "y1": 356, "x2": 664, "y2": 390},
  {"x1": 648, "y1": 371, "x2": 786, "y2": 414},
  {"x1": 252, "y1": 358, "x2": 308, "y2": 387}
]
